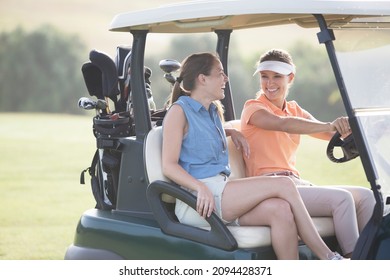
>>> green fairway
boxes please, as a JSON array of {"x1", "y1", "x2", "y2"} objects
[
  {"x1": 0, "y1": 113, "x2": 369, "y2": 259},
  {"x1": 296, "y1": 135, "x2": 369, "y2": 188},
  {"x1": 0, "y1": 113, "x2": 96, "y2": 259}
]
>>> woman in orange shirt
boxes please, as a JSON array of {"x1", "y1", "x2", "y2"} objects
[{"x1": 241, "y1": 48, "x2": 375, "y2": 258}]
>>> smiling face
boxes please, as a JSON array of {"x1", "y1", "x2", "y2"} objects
[
  {"x1": 260, "y1": 70, "x2": 294, "y2": 108},
  {"x1": 255, "y1": 49, "x2": 296, "y2": 108},
  {"x1": 204, "y1": 61, "x2": 229, "y2": 101}
]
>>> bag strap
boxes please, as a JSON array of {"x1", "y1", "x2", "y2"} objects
[{"x1": 80, "y1": 149, "x2": 100, "y2": 184}]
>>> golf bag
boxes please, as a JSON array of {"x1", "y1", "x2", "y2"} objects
[
  {"x1": 80, "y1": 112, "x2": 133, "y2": 210},
  {"x1": 78, "y1": 46, "x2": 168, "y2": 210},
  {"x1": 79, "y1": 47, "x2": 139, "y2": 210}
]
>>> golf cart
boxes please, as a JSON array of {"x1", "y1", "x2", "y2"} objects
[{"x1": 65, "y1": 0, "x2": 390, "y2": 260}]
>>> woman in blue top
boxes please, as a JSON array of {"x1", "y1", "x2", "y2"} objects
[{"x1": 162, "y1": 52, "x2": 343, "y2": 260}]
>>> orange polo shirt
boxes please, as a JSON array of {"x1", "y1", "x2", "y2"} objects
[{"x1": 240, "y1": 94, "x2": 311, "y2": 177}]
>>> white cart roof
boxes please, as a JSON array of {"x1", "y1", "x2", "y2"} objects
[{"x1": 110, "y1": 0, "x2": 390, "y2": 33}]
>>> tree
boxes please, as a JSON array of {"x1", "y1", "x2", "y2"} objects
[
  {"x1": 288, "y1": 41, "x2": 346, "y2": 121},
  {"x1": 0, "y1": 25, "x2": 86, "y2": 114}
]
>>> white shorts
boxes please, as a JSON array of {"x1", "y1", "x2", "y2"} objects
[{"x1": 175, "y1": 174, "x2": 239, "y2": 227}]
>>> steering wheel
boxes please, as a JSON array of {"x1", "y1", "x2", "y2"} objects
[{"x1": 326, "y1": 131, "x2": 360, "y2": 163}]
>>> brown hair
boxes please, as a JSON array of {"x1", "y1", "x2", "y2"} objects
[
  {"x1": 259, "y1": 49, "x2": 294, "y2": 66},
  {"x1": 169, "y1": 52, "x2": 225, "y2": 121}
]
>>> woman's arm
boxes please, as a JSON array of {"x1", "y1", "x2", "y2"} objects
[
  {"x1": 224, "y1": 127, "x2": 250, "y2": 158},
  {"x1": 249, "y1": 108, "x2": 350, "y2": 137},
  {"x1": 305, "y1": 114, "x2": 336, "y2": 140}
]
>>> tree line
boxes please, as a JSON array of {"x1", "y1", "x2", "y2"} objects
[
  {"x1": 0, "y1": 25, "x2": 345, "y2": 120},
  {"x1": 0, "y1": 25, "x2": 86, "y2": 114}
]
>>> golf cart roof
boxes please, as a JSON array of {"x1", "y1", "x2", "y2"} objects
[{"x1": 110, "y1": 0, "x2": 390, "y2": 33}]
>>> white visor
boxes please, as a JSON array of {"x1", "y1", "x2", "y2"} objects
[{"x1": 253, "y1": 61, "x2": 295, "y2": 76}]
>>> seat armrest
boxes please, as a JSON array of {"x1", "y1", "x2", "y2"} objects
[{"x1": 146, "y1": 180, "x2": 238, "y2": 251}]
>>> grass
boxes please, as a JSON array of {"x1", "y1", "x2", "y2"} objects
[
  {"x1": 296, "y1": 135, "x2": 369, "y2": 188},
  {"x1": 0, "y1": 113, "x2": 96, "y2": 260},
  {"x1": 0, "y1": 113, "x2": 369, "y2": 260}
]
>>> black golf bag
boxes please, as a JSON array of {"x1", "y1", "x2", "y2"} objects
[{"x1": 79, "y1": 46, "x2": 152, "y2": 210}]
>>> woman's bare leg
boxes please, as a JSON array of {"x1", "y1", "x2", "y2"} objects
[
  {"x1": 222, "y1": 176, "x2": 334, "y2": 260},
  {"x1": 238, "y1": 198, "x2": 299, "y2": 259}
]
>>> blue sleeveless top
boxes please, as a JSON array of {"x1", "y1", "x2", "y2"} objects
[{"x1": 170, "y1": 96, "x2": 230, "y2": 179}]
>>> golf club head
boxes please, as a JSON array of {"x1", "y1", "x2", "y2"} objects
[
  {"x1": 89, "y1": 50, "x2": 120, "y2": 101},
  {"x1": 78, "y1": 97, "x2": 97, "y2": 110},
  {"x1": 96, "y1": 99, "x2": 108, "y2": 110},
  {"x1": 159, "y1": 59, "x2": 181, "y2": 73},
  {"x1": 81, "y1": 62, "x2": 104, "y2": 100}
]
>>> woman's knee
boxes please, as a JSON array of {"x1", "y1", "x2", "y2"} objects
[
  {"x1": 239, "y1": 198, "x2": 295, "y2": 226},
  {"x1": 275, "y1": 177, "x2": 300, "y2": 199},
  {"x1": 335, "y1": 189, "x2": 355, "y2": 207},
  {"x1": 354, "y1": 187, "x2": 375, "y2": 205},
  {"x1": 267, "y1": 199, "x2": 295, "y2": 225}
]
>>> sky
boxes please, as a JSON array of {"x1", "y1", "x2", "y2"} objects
[
  {"x1": 0, "y1": 0, "x2": 318, "y2": 57},
  {"x1": 0, "y1": 0, "x2": 198, "y2": 56}
]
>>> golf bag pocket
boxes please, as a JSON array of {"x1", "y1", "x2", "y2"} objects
[{"x1": 93, "y1": 112, "x2": 134, "y2": 149}]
